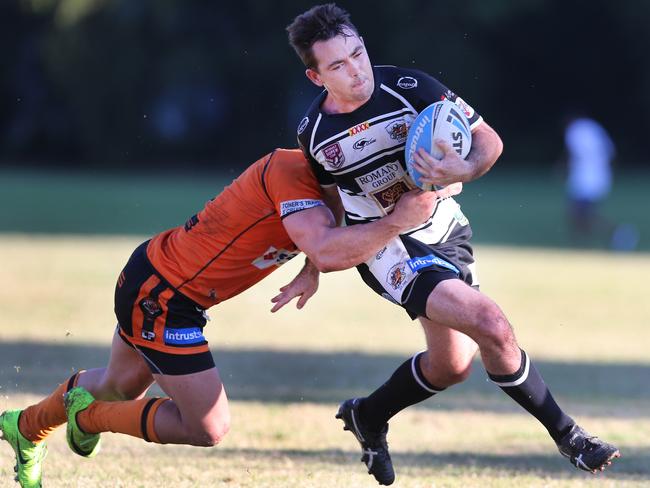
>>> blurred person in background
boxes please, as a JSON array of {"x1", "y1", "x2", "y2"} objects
[
  {"x1": 564, "y1": 112, "x2": 638, "y2": 250},
  {"x1": 564, "y1": 112, "x2": 614, "y2": 241}
]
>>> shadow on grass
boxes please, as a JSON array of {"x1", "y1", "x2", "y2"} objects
[
  {"x1": 209, "y1": 446, "x2": 650, "y2": 479},
  {"x1": 1, "y1": 340, "x2": 648, "y2": 417}
]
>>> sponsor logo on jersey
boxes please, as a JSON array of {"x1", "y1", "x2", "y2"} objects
[
  {"x1": 352, "y1": 137, "x2": 377, "y2": 151},
  {"x1": 387, "y1": 263, "x2": 407, "y2": 290},
  {"x1": 280, "y1": 199, "x2": 324, "y2": 217},
  {"x1": 385, "y1": 119, "x2": 408, "y2": 142},
  {"x1": 252, "y1": 246, "x2": 299, "y2": 269},
  {"x1": 355, "y1": 162, "x2": 403, "y2": 190},
  {"x1": 453, "y1": 96, "x2": 475, "y2": 119},
  {"x1": 375, "y1": 181, "x2": 410, "y2": 208},
  {"x1": 441, "y1": 89, "x2": 456, "y2": 101},
  {"x1": 348, "y1": 121, "x2": 370, "y2": 136},
  {"x1": 397, "y1": 76, "x2": 418, "y2": 89},
  {"x1": 376, "y1": 246, "x2": 387, "y2": 260},
  {"x1": 297, "y1": 116, "x2": 309, "y2": 135},
  {"x1": 355, "y1": 162, "x2": 413, "y2": 210},
  {"x1": 139, "y1": 297, "x2": 162, "y2": 318},
  {"x1": 164, "y1": 327, "x2": 206, "y2": 345},
  {"x1": 454, "y1": 208, "x2": 469, "y2": 226},
  {"x1": 322, "y1": 142, "x2": 346, "y2": 169},
  {"x1": 141, "y1": 330, "x2": 156, "y2": 341},
  {"x1": 440, "y1": 90, "x2": 475, "y2": 119},
  {"x1": 381, "y1": 292, "x2": 399, "y2": 304},
  {"x1": 184, "y1": 214, "x2": 199, "y2": 232},
  {"x1": 406, "y1": 254, "x2": 460, "y2": 274}
]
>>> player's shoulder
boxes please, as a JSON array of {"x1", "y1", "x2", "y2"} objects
[
  {"x1": 265, "y1": 148, "x2": 313, "y2": 179},
  {"x1": 296, "y1": 90, "x2": 327, "y2": 141},
  {"x1": 375, "y1": 65, "x2": 438, "y2": 92},
  {"x1": 270, "y1": 148, "x2": 309, "y2": 168}
]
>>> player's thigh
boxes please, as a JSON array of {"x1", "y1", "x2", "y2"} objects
[
  {"x1": 103, "y1": 328, "x2": 155, "y2": 398},
  {"x1": 78, "y1": 328, "x2": 155, "y2": 401},
  {"x1": 425, "y1": 278, "x2": 510, "y2": 340},
  {"x1": 419, "y1": 317, "x2": 477, "y2": 382},
  {"x1": 153, "y1": 366, "x2": 230, "y2": 437}
]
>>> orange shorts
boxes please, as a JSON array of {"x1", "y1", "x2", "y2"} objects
[{"x1": 114, "y1": 241, "x2": 215, "y2": 375}]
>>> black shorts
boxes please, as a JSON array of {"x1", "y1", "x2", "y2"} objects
[
  {"x1": 114, "y1": 241, "x2": 215, "y2": 375},
  {"x1": 357, "y1": 224, "x2": 478, "y2": 320}
]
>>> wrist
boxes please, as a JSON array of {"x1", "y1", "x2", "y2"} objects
[
  {"x1": 383, "y1": 211, "x2": 409, "y2": 234},
  {"x1": 303, "y1": 257, "x2": 320, "y2": 275}
]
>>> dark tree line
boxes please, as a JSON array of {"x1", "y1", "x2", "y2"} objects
[{"x1": 1, "y1": 0, "x2": 648, "y2": 169}]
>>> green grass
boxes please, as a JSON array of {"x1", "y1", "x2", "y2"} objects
[
  {"x1": 0, "y1": 236, "x2": 649, "y2": 486},
  {"x1": 1, "y1": 166, "x2": 649, "y2": 249}
]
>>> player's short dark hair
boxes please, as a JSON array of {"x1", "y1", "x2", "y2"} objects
[{"x1": 286, "y1": 3, "x2": 359, "y2": 71}]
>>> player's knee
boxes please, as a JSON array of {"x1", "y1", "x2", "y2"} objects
[
  {"x1": 475, "y1": 303, "x2": 513, "y2": 349},
  {"x1": 420, "y1": 352, "x2": 473, "y2": 387},
  {"x1": 445, "y1": 361, "x2": 473, "y2": 385},
  {"x1": 101, "y1": 377, "x2": 149, "y2": 401},
  {"x1": 189, "y1": 417, "x2": 230, "y2": 447}
]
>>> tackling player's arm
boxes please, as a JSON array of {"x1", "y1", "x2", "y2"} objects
[
  {"x1": 320, "y1": 185, "x2": 344, "y2": 225},
  {"x1": 282, "y1": 189, "x2": 438, "y2": 273}
]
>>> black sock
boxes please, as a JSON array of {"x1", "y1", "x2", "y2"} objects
[
  {"x1": 488, "y1": 349, "x2": 574, "y2": 443},
  {"x1": 359, "y1": 352, "x2": 445, "y2": 431}
]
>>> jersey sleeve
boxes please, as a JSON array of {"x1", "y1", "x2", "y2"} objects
[
  {"x1": 265, "y1": 151, "x2": 325, "y2": 219},
  {"x1": 407, "y1": 69, "x2": 484, "y2": 130}
]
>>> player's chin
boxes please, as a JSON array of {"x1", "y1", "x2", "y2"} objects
[{"x1": 351, "y1": 83, "x2": 373, "y2": 100}]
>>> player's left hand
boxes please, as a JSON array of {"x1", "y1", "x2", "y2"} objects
[
  {"x1": 270, "y1": 259, "x2": 320, "y2": 312},
  {"x1": 412, "y1": 141, "x2": 472, "y2": 187}
]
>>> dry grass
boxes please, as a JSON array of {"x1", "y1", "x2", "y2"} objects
[{"x1": 0, "y1": 235, "x2": 649, "y2": 487}]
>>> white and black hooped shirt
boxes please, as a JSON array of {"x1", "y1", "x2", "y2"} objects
[{"x1": 297, "y1": 65, "x2": 483, "y2": 245}]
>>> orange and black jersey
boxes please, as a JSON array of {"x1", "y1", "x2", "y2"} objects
[{"x1": 146, "y1": 149, "x2": 324, "y2": 309}]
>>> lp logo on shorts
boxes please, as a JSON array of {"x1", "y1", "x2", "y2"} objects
[
  {"x1": 164, "y1": 327, "x2": 206, "y2": 345},
  {"x1": 407, "y1": 254, "x2": 459, "y2": 274}
]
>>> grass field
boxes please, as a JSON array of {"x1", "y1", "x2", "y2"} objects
[
  {"x1": 1, "y1": 166, "x2": 649, "y2": 250},
  {"x1": 0, "y1": 235, "x2": 649, "y2": 487}
]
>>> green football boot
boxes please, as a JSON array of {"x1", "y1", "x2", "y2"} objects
[
  {"x1": 64, "y1": 387, "x2": 101, "y2": 458},
  {"x1": 0, "y1": 409, "x2": 47, "y2": 488}
]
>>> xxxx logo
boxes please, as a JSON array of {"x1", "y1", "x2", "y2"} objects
[{"x1": 348, "y1": 121, "x2": 370, "y2": 136}]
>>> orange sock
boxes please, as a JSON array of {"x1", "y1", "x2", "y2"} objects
[
  {"x1": 77, "y1": 397, "x2": 168, "y2": 443},
  {"x1": 18, "y1": 371, "x2": 82, "y2": 443}
]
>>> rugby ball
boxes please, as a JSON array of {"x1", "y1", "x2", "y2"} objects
[{"x1": 405, "y1": 100, "x2": 472, "y2": 191}]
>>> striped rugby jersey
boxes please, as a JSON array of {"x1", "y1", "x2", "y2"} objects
[{"x1": 297, "y1": 65, "x2": 483, "y2": 244}]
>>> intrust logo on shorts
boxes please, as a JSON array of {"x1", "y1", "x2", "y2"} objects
[
  {"x1": 407, "y1": 254, "x2": 459, "y2": 274},
  {"x1": 164, "y1": 327, "x2": 205, "y2": 345}
]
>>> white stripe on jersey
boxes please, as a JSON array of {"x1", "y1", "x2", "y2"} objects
[
  {"x1": 309, "y1": 113, "x2": 323, "y2": 155},
  {"x1": 379, "y1": 84, "x2": 418, "y2": 114},
  {"x1": 331, "y1": 145, "x2": 404, "y2": 176},
  {"x1": 312, "y1": 107, "x2": 414, "y2": 155}
]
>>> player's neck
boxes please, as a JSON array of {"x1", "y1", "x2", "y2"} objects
[{"x1": 321, "y1": 94, "x2": 369, "y2": 115}]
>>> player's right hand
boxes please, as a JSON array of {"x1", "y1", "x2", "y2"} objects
[{"x1": 389, "y1": 189, "x2": 439, "y2": 230}]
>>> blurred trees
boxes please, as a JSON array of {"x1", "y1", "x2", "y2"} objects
[{"x1": 1, "y1": 0, "x2": 648, "y2": 169}]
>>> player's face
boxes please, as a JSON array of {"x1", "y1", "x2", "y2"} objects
[{"x1": 306, "y1": 30, "x2": 374, "y2": 110}]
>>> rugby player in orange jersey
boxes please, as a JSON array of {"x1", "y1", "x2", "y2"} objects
[{"x1": 0, "y1": 148, "x2": 454, "y2": 487}]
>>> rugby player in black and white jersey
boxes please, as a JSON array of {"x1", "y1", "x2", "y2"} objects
[{"x1": 287, "y1": 4, "x2": 619, "y2": 485}]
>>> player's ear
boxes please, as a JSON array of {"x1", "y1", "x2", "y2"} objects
[{"x1": 305, "y1": 68, "x2": 324, "y2": 87}]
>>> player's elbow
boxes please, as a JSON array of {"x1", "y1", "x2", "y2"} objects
[
  {"x1": 494, "y1": 134, "x2": 504, "y2": 160},
  {"x1": 308, "y1": 254, "x2": 338, "y2": 273}
]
